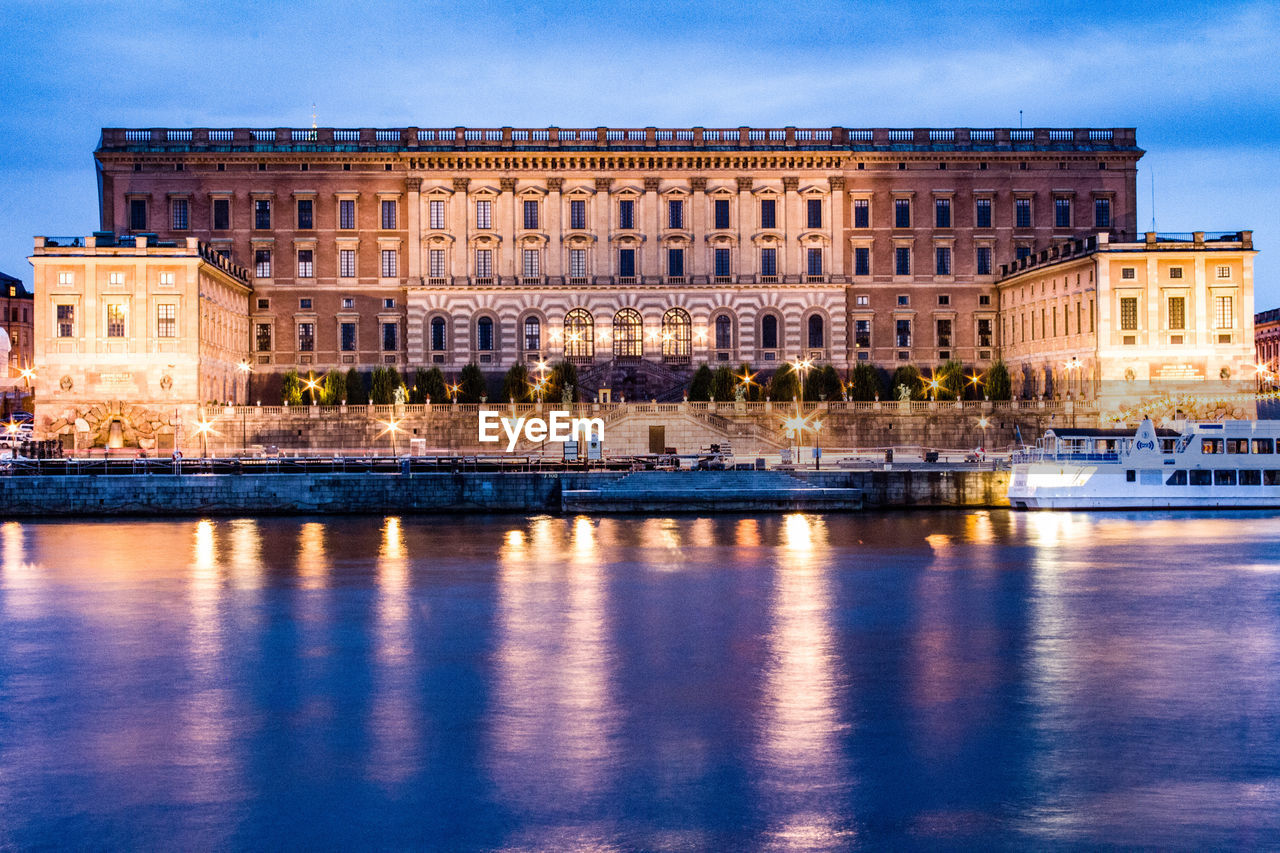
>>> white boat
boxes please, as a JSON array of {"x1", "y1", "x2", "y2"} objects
[{"x1": 1008, "y1": 418, "x2": 1280, "y2": 509}]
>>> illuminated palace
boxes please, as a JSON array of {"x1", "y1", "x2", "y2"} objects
[{"x1": 88, "y1": 124, "x2": 1142, "y2": 399}]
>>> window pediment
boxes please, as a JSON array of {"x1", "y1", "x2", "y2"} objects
[
  {"x1": 751, "y1": 185, "x2": 782, "y2": 197},
  {"x1": 661, "y1": 186, "x2": 691, "y2": 198},
  {"x1": 517, "y1": 186, "x2": 548, "y2": 198},
  {"x1": 423, "y1": 186, "x2": 454, "y2": 198},
  {"x1": 471, "y1": 185, "x2": 500, "y2": 198},
  {"x1": 562, "y1": 186, "x2": 595, "y2": 198},
  {"x1": 707, "y1": 186, "x2": 736, "y2": 199},
  {"x1": 613, "y1": 185, "x2": 643, "y2": 197},
  {"x1": 798, "y1": 185, "x2": 827, "y2": 197}
]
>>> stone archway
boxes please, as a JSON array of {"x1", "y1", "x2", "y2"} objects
[{"x1": 46, "y1": 401, "x2": 178, "y2": 451}]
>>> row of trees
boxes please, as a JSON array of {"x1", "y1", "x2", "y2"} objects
[{"x1": 276, "y1": 362, "x2": 586, "y2": 406}]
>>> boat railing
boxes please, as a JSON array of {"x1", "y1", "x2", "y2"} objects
[{"x1": 1012, "y1": 448, "x2": 1120, "y2": 464}]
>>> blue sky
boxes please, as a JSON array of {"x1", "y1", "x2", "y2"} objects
[{"x1": 2, "y1": 0, "x2": 1277, "y2": 305}]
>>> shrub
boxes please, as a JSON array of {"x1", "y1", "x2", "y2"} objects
[
  {"x1": 281, "y1": 369, "x2": 302, "y2": 405},
  {"x1": 344, "y1": 368, "x2": 368, "y2": 405},
  {"x1": 546, "y1": 361, "x2": 578, "y2": 403},
  {"x1": 737, "y1": 363, "x2": 764, "y2": 401},
  {"x1": 711, "y1": 365, "x2": 736, "y2": 401},
  {"x1": 935, "y1": 359, "x2": 966, "y2": 401},
  {"x1": 458, "y1": 363, "x2": 486, "y2": 403},
  {"x1": 767, "y1": 365, "x2": 800, "y2": 402},
  {"x1": 370, "y1": 366, "x2": 403, "y2": 405},
  {"x1": 419, "y1": 366, "x2": 447, "y2": 403},
  {"x1": 986, "y1": 360, "x2": 1012, "y2": 401},
  {"x1": 322, "y1": 369, "x2": 345, "y2": 405},
  {"x1": 501, "y1": 363, "x2": 532, "y2": 403},
  {"x1": 804, "y1": 364, "x2": 843, "y2": 401},
  {"x1": 688, "y1": 364, "x2": 714, "y2": 401},
  {"x1": 847, "y1": 362, "x2": 883, "y2": 401},
  {"x1": 890, "y1": 365, "x2": 924, "y2": 401}
]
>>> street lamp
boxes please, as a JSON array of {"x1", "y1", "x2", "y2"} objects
[
  {"x1": 236, "y1": 361, "x2": 252, "y2": 454},
  {"x1": 302, "y1": 373, "x2": 322, "y2": 405},
  {"x1": 378, "y1": 418, "x2": 403, "y2": 456},
  {"x1": 977, "y1": 415, "x2": 990, "y2": 455},
  {"x1": 192, "y1": 417, "x2": 215, "y2": 459}
]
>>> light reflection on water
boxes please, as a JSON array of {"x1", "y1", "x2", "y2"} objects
[{"x1": 0, "y1": 511, "x2": 1278, "y2": 849}]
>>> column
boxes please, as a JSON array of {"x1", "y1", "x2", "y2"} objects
[
  {"x1": 690, "y1": 176, "x2": 707, "y2": 283},
  {"x1": 500, "y1": 177, "x2": 518, "y2": 283},
  {"x1": 782, "y1": 176, "x2": 800, "y2": 282},
  {"x1": 643, "y1": 176, "x2": 660, "y2": 283},
  {"x1": 546, "y1": 177, "x2": 563, "y2": 282},
  {"x1": 450, "y1": 177, "x2": 469, "y2": 283},
  {"x1": 828, "y1": 176, "x2": 845, "y2": 280},
  {"x1": 405, "y1": 177, "x2": 422, "y2": 283},
  {"x1": 595, "y1": 177, "x2": 613, "y2": 280},
  {"x1": 736, "y1": 176, "x2": 755, "y2": 279}
]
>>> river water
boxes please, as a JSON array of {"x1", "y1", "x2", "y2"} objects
[{"x1": 1, "y1": 511, "x2": 1278, "y2": 849}]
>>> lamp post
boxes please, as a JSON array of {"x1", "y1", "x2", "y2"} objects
[
  {"x1": 303, "y1": 372, "x2": 322, "y2": 406},
  {"x1": 193, "y1": 416, "x2": 214, "y2": 459},
  {"x1": 978, "y1": 415, "x2": 990, "y2": 457},
  {"x1": 236, "y1": 361, "x2": 252, "y2": 454},
  {"x1": 813, "y1": 419, "x2": 823, "y2": 470},
  {"x1": 379, "y1": 418, "x2": 402, "y2": 456}
]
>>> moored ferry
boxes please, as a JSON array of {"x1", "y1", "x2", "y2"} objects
[{"x1": 1008, "y1": 419, "x2": 1280, "y2": 509}]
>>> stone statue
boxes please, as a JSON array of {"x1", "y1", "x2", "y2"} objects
[
  {"x1": 561, "y1": 383, "x2": 574, "y2": 405},
  {"x1": 734, "y1": 384, "x2": 745, "y2": 402},
  {"x1": 897, "y1": 383, "x2": 912, "y2": 402},
  {"x1": 393, "y1": 386, "x2": 406, "y2": 405}
]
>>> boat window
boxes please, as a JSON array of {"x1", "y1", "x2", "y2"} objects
[
  {"x1": 1265, "y1": 470, "x2": 1280, "y2": 486},
  {"x1": 1239, "y1": 470, "x2": 1262, "y2": 486},
  {"x1": 1214, "y1": 470, "x2": 1236, "y2": 486},
  {"x1": 1125, "y1": 469, "x2": 1136, "y2": 482},
  {"x1": 1161, "y1": 439, "x2": 1177, "y2": 453},
  {"x1": 1189, "y1": 470, "x2": 1212, "y2": 486},
  {"x1": 1165, "y1": 470, "x2": 1187, "y2": 486},
  {"x1": 1253, "y1": 439, "x2": 1274, "y2": 454},
  {"x1": 1226, "y1": 439, "x2": 1249, "y2": 454},
  {"x1": 1140, "y1": 470, "x2": 1163, "y2": 486},
  {"x1": 1201, "y1": 438, "x2": 1223, "y2": 454}
]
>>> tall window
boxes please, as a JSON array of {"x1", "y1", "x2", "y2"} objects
[
  {"x1": 808, "y1": 315, "x2": 824, "y2": 349},
  {"x1": 570, "y1": 199, "x2": 586, "y2": 230},
  {"x1": 569, "y1": 249, "x2": 586, "y2": 278},
  {"x1": 618, "y1": 248, "x2": 636, "y2": 278},
  {"x1": 255, "y1": 199, "x2": 271, "y2": 230},
  {"x1": 853, "y1": 199, "x2": 869, "y2": 228},
  {"x1": 760, "y1": 248, "x2": 778, "y2": 277},
  {"x1": 1168, "y1": 296, "x2": 1186, "y2": 330},
  {"x1": 522, "y1": 199, "x2": 539, "y2": 230},
  {"x1": 855, "y1": 247, "x2": 870, "y2": 276},
  {"x1": 855, "y1": 319, "x2": 871, "y2": 349},
  {"x1": 715, "y1": 248, "x2": 731, "y2": 278},
  {"x1": 382, "y1": 322, "x2": 398, "y2": 351},
  {"x1": 667, "y1": 248, "x2": 685, "y2": 278},
  {"x1": 524, "y1": 316, "x2": 541, "y2": 352},
  {"x1": 975, "y1": 198, "x2": 992, "y2": 228},
  {"x1": 935, "y1": 246, "x2": 951, "y2": 276},
  {"x1": 156, "y1": 304, "x2": 175, "y2": 338},
  {"x1": 761, "y1": 314, "x2": 779, "y2": 349},
  {"x1": 935, "y1": 198, "x2": 951, "y2": 228},
  {"x1": 715, "y1": 315, "x2": 732, "y2": 349},
  {"x1": 806, "y1": 248, "x2": 823, "y2": 277},
  {"x1": 1015, "y1": 198, "x2": 1031, "y2": 228},
  {"x1": 978, "y1": 318, "x2": 992, "y2": 347},
  {"x1": 340, "y1": 249, "x2": 356, "y2": 278},
  {"x1": 1016, "y1": 246, "x2": 1031, "y2": 261},
  {"x1": 806, "y1": 198, "x2": 822, "y2": 229},
  {"x1": 57, "y1": 305, "x2": 74, "y2": 337},
  {"x1": 668, "y1": 199, "x2": 684, "y2": 229},
  {"x1": 714, "y1": 199, "x2": 730, "y2": 229},
  {"x1": 380, "y1": 199, "x2": 396, "y2": 229},
  {"x1": 611, "y1": 309, "x2": 643, "y2": 359},
  {"x1": 475, "y1": 317, "x2": 493, "y2": 351},
  {"x1": 340, "y1": 322, "x2": 356, "y2": 352},
  {"x1": 476, "y1": 200, "x2": 492, "y2": 229},
  {"x1": 662, "y1": 308, "x2": 692, "y2": 358},
  {"x1": 1120, "y1": 297, "x2": 1138, "y2": 331},
  {"x1": 896, "y1": 319, "x2": 911, "y2": 347},
  {"x1": 297, "y1": 198, "x2": 314, "y2": 229},
  {"x1": 618, "y1": 199, "x2": 635, "y2": 229},
  {"x1": 475, "y1": 249, "x2": 493, "y2": 278},
  {"x1": 760, "y1": 198, "x2": 777, "y2": 229},
  {"x1": 256, "y1": 323, "x2": 271, "y2": 352},
  {"x1": 298, "y1": 323, "x2": 315, "y2": 352},
  {"x1": 894, "y1": 198, "x2": 911, "y2": 228},
  {"x1": 1094, "y1": 197, "x2": 1111, "y2": 228},
  {"x1": 976, "y1": 246, "x2": 992, "y2": 276},
  {"x1": 429, "y1": 199, "x2": 446, "y2": 229},
  {"x1": 255, "y1": 249, "x2": 272, "y2": 278},
  {"x1": 129, "y1": 199, "x2": 147, "y2": 231},
  {"x1": 1054, "y1": 198, "x2": 1071, "y2": 228},
  {"x1": 564, "y1": 309, "x2": 594, "y2": 360},
  {"x1": 339, "y1": 199, "x2": 355, "y2": 229},
  {"x1": 522, "y1": 249, "x2": 540, "y2": 278},
  {"x1": 430, "y1": 317, "x2": 446, "y2": 351},
  {"x1": 937, "y1": 318, "x2": 952, "y2": 347},
  {"x1": 1216, "y1": 296, "x2": 1234, "y2": 329},
  {"x1": 297, "y1": 250, "x2": 314, "y2": 278},
  {"x1": 213, "y1": 198, "x2": 230, "y2": 231},
  {"x1": 380, "y1": 249, "x2": 398, "y2": 278},
  {"x1": 895, "y1": 246, "x2": 911, "y2": 276},
  {"x1": 171, "y1": 198, "x2": 188, "y2": 230},
  {"x1": 428, "y1": 249, "x2": 445, "y2": 278}
]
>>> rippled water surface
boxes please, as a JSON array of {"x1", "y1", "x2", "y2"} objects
[{"x1": 1, "y1": 511, "x2": 1279, "y2": 849}]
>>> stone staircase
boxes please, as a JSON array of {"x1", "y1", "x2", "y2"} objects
[
  {"x1": 577, "y1": 359, "x2": 690, "y2": 403},
  {"x1": 560, "y1": 469, "x2": 861, "y2": 512}
]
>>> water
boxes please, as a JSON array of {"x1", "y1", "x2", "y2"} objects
[{"x1": 1, "y1": 512, "x2": 1279, "y2": 849}]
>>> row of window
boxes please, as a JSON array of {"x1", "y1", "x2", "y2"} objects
[
  {"x1": 135, "y1": 197, "x2": 401, "y2": 233},
  {"x1": 54, "y1": 270, "x2": 179, "y2": 288},
  {"x1": 1119, "y1": 265, "x2": 1235, "y2": 281},
  {"x1": 54, "y1": 303, "x2": 176, "y2": 339},
  {"x1": 850, "y1": 317, "x2": 994, "y2": 350},
  {"x1": 1118, "y1": 296, "x2": 1234, "y2": 331},
  {"x1": 1160, "y1": 469, "x2": 1280, "y2": 487},
  {"x1": 269, "y1": 248, "x2": 400, "y2": 279},
  {"x1": 1200, "y1": 437, "x2": 1273, "y2": 454},
  {"x1": 260, "y1": 321, "x2": 400, "y2": 354}
]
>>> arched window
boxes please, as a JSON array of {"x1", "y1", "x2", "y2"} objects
[
  {"x1": 613, "y1": 308, "x2": 643, "y2": 359},
  {"x1": 808, "y1": 314, "x2": 825, "y2": 349},
  {"x1": 523, "y1": 316, "x2": 541, "y2": 352},
  {"x1": 661, "y1": 308, "x2": 691, "y2": 360},
  {"x1": 761, "y1": 314, "x2": 779, "y2": 349},
  {"x1": 715, "y1": 314, "x2": 733, "y2": 350},
  {"x1": 430, "y1": 316, "x2": 446, "y2": 351},
  {"x1": 476, "y1": 316, "x2": 494, "y2": 351},
  {"x1": 564, "y1": 308, "x2": 594, "y2": 361}
]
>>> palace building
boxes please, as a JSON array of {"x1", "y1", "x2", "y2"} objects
[{"x1": 91, "y1": 124, "x2": 1142, "y2": 398}]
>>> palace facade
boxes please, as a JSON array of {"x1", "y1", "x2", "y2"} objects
[{"x1": 93, "y1": 125, "x2": 1142, "y2": 396}]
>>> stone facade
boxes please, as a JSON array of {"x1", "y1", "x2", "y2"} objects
[
  {"x1": 1256, "y1": 307, "x2": 1280, "y2": 381},
  {"x1": 0, "y1": 271, "x2": 34, "y2": 377}
]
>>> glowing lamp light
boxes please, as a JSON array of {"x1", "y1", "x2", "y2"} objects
[{"x1": 19, "y1": 367, "x2": 36, "y2": 383}]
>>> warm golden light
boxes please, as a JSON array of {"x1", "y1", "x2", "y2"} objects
[{"x1": 192, "y1": 418, "x2": 216, "y2": 436}]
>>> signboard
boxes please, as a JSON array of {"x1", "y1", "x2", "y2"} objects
[
  {"x1": 563, "y1": 440, "x2": 579, "y2": 461},
  {"x1": 1156, "y1": 363, "x2": 1204, "y2": 381},
  {"x1": 586, "y1": 437, "x2": 603, "y2": 461},
  {"x1": 780, "y1": 447, "x2": 792, "y2": 465}
]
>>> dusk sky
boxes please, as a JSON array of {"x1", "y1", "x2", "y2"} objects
[{"x1": 2, "y1": 0, "x2": 1277, "y2": 304}]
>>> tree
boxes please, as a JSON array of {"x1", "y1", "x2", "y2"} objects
[
  {"x1": 409, "y1": 368, "x2": 431, "y2": 404},
  {"x1": 767, "y1": 365, "x2": 800, "y2": 402},
  {"x1": 420, "y1": 367, "x2": 447, "y2": 403},
  {"x1": 370, "y1": 366, "x2": 403, "y2": 405},
  {"x1": 281, "y1": 369, "x2": 303, "y2": 405},
  {"x1": 737, "y1": 363, "x2": 764, "y2": 401},
  {"x1": 345, "y1": 368, "x2": 368, "y2": 405},
  {"x1": 322, "y1": 369, "x2": 345, "y2": 405},
  {"x1": 545, "y1": 361, "x2": 578, "y2": 403},
  {"x1": 711, "y1": 365, "x2": 736, "y2": 401},
  {"x1": 847, "y1": 362, "x2": 883, "y2": 401},
  {"x1": 458, "y1": 363, "x2": 486, "y2": 403},
  {"x1": 502, "y1": 363, "x2": 532, "y2": 403},
  {"x1": 804, "y1": 364, "x2": 843, "y2": 401},
  {"x1": 986, "y1": 360, "x2": 1012, "y2": 401},
  {"x1": 935, "y1": 359, "x2": 965, "y2": 401},
  {"x1": 688, "y1": 364, "x2": 714, "y2": 401},
  {"x1": 890, "y1": 365, "x2": 924, "y2": 401}
]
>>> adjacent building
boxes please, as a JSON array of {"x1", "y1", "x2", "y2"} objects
[
  {"x1": 0, "y1": 270, "x2": 34, "y2": 376},
  {"x1": 1256, "y1": 307, "x2": 1280, "y2": 384}
]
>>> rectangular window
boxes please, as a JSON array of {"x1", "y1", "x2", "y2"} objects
[
  {"x1": 382, "y1": 323, "x2": 398, "y2": 351},
  {"x1": 618, "y1": 199, "x2": 634, "y2": 230},
  {"x1": 761, "y1": 198, "x2": 777, "y2": 229},
  {"x1": 898, "y1": 295, "x2": 910, "y2": 306},
  {"x1": 340, "y1": 249, "x2": 356, "y2": 278},
  {"x1": 299, "y1": 298, "x2": 312, "y2": 310},
  {"x1": 935, "y1": 198, "x2": 951, "y2": 228},
  {"x1": 855, "y1": 319, "x2": 871, "y2": 348},
  {"x1": 522, "y1": 249, "x2": 540, "y2": 278},
  {"x1": 297, "y1": 250, "x2": 314, "y2": 278},
  {"x1": 936, "y1": 319, "x2": 952, "y2": 347},
  {"x1": 570, "y1": 199, "x2": 586, "y2": 230},
  {"x1": 1227, "y1": 439, "x2": 1250, "y2": 454},
  {"x1": 1217, "y1": 265, "x2": 1231, "y2": 279},
  {"x1": 339, "y1": 199, "x2": 355, "y2": 229},
  {"x1": 1254, "y1": 439, "x2": 1275, "y2": 454},
  {"x1": 667, "y1": 248, "x2": 685, "y2": 277},
  {"x1": 715, "y1": 248, "x2": 731, "y2": 278},
  {"x1": 159, "y1": 272, "x2": 175, "y2": 287},
  {"x1": 896, "y1": 319, "x2": 911, "y2": 347},
  {"x1": 297, "y1": 323, "x2": 315, "y2": 352},
  {"x1": 105, "y1": 303, "x2": 126, "y2": 337},
  {"x1": 342, "y1": 298, "x2": 354, "y2": 309},
  {"x1": 1016, "y1": 246, "x2": 1031, "y2": 261},
  {"x1": 853, "y1": 199, "x2": 869, "y2": 228},
  {"x1": 171, "y1": 198, "x2": 188, "y2": 230},
  {"x1": 1094, "y1": 197, "x2": 1111, "y2": 228},
  {"x1": 256, "y1": 323, "x2": 271, "y2": 352},
  {"x1": 855, "y1": 247, "x2": 870, "y2": 276},
  {"x1": 894, "y1": 198, "x2": 910, "y2": 228},
  {"x1": 975, "y1": 198, "x2": 992, "y2": 229},
  {"x1": 340, "y1": 322, "x2": 356, "y2": 352},
  {"x1": 523, "y1": 199, "x2": 539, "y2": 230},
  {"x1": 1201, "y1": 438, "x2": 1224, "y2": 454},
  {"x1": 129, "y1": 199, "x2": 147, "y2": 231},
  {"x1": 935, "y1": 246, "x2": 951, "y2": 276},
  {"x1": 978, "y1": 318, "x2": 992, "y2": 347},
  {"x1": 213, "y1": 198, "x2": 230, "y2": 231},
  {"x1": 569, "y1": 249, "x2": 586, "y2": 278},
  {"x1": 255, "y1": 249, "x2": 271, "y2": 278},
  {"x1": 976, "y1": 246, "x2": 992, "y2": 276},
  {"x1": 668, "y1": 199, "x2": 684, "y2": 230},
  {"x1": 524, "y1": 317, "x2": 541, "y2": 351},
  {"x1": 428, "y1": 249, "x2": 445, "y2": 278},
  {"x1": 155, "y1": 304, "x2": 176, "y2": 338},
  {"x1": 255, "y1": 199, "x2": 271, "y2": 230},
  {"x1": 429, "y1": 199, "x2": 445, "y2": 229},
  {"x1": 1120, "y1": 296, "x2": 1138, "y2": 330},
  {"x1": 1215, "y1": 470, "x2": 1236, "y2": 486},
  {"x1": 806, "y1": 198, "x2": 822, "y2": 229},
  {"x1": 380, "y1": 199, "x2": 396, "y2": 229},
  {"x1": 806, "y1": 248, "x2": 823, "y2": 276},
  {"x1": 475, "y1": 200, "x2": 491, "y2": 229},
  {"x1": 760, "y1": 248, "x2": 777, "y2": 277},
  {"x1": 619, "y1": 248, "x2": 636, "y2": 278},
  {"x1": 1015, "y1": 198, "x2": 1031, "y2": 228},
  {"x1": 1054, "y1": 197, "x2": 1071, "y2": 228},
  {"x1": 1169, "y1": 267, "x2": 1184, "y2": 280},
  {"x1": 475, "y1": 249, "x2": 492, "y2": 278},
  {"x1": 1168, "y1": 296, "x2": 1185, "y2": 330},
  {"x1": 297, "y1": 199, "x2": 314, "y2": 229},
  {"x1": 1216, "y1": 296, "x2": 1233, "y2": 328},
  {"x1": 1240, "y1": 470, "x2": 1263, "y2": 486},
  {"x1": 715, "y1": 198, "x2": 731, "y2": 229},
  {"x1": 380, "y1": 249, "x2": 397, "y2": 278},
  {"x1": 1190, "y1": 469, "x2": 1212, "y2": 485},
  {"x1": 57, "y1": 304, "x2": 74, "y2": 337},
  {"x1": 895, "y1": 246, "x2": 911, "y2": 276}
]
